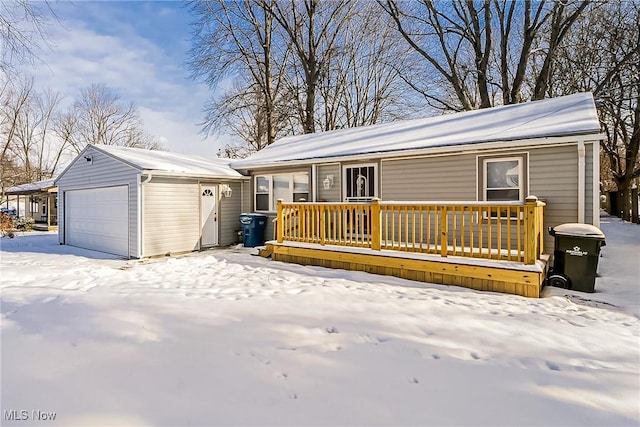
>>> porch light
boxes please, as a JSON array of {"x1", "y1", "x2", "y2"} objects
[
  {"x1": 220, "y1": 184, "x2": 233, "y2": 198},
  {"x1": 323, "y1": 175, "x2": 334, "y2": 190}
]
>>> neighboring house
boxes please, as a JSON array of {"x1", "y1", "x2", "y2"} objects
[
  {"x1": 55, "y1": 145, "x2": 248, "y2": 258},
  {"x1": 5, "y1": 179, "x2": 58, "y2": 231},
  {"x1": 231, "y1": 92, "x2": 602, "y2": 254}
]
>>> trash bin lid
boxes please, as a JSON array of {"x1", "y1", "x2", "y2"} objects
[{"x1": 551, "y1": 223, "x2": 606, "y2": 239}]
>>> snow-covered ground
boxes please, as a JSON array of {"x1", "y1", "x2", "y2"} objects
[{"x1": 1, "y1": 213, "x2": 638, "y2": 426}]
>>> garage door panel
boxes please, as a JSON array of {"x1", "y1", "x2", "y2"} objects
[{"x1": 66, "y1": 186, "x2": 129, "y2": 257}]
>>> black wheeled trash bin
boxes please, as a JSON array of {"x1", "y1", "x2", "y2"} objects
[
  {"x1": 547, "y1": 223, "x2": 606, "y2": 293},
  {"x1": 239, "y1": 213, "x2": 268, "y2": 247}
]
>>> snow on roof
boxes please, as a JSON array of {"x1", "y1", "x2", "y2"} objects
[
  {"x1": 94, "y1": 145, "x2": 244, "y2": 178},
  {"x1": 6, "y1": 179, "x2": 56, "y2": 194},
  {"x1": 232, "y1": 92, "x2": 601, "y2": 169}
]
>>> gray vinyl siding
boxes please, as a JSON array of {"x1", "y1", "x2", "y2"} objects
[
  {"x1": 56, "y1": 146, "x2": 139, "y2": 258},
  {"x1": 142, "y1": 178, "x2": 200, "y2": 257},
  {"x1": 381, "y1": 154, "x2": 477, "y2": 201},
  {"x1": 218, "y1": 181, "x2": 243, "y2": 246},
  {"x1": 262, "y1": 213, "x2": 276, "y2": 242},
  {"x1": 529, "y1": 145, "x2": 578, "y2": 253},
  {"x1": 585, "y1": 141, "x2": 594, "y2": 224},
  {"x1": 317, "y1": 164, "x2": 341, "y2": 202},
  {"x1": 241, "y1": 181, "x2": 251, "y2": 213}
]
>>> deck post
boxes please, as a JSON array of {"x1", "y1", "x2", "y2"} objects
[
  {"x1": 524, "y1": 196, "x2": 539, "y2": 264},
  {"x1": 276, "y1": 199, "x2": 284, "y2": 243},
  {"x1": 370, "y1": 198, "x2": 381, "y2": 250},
  {"x1": 440, "y1": 206, "x2": 448, "y2": 257}
]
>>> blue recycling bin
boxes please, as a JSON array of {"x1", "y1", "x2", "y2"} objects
[{"x1": 239, "y1": 213, "x2": 269, "y2": 247}]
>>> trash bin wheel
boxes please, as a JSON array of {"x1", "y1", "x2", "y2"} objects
[{"x1": 547, "y1": 273, "x2": 571, "y2": 290}]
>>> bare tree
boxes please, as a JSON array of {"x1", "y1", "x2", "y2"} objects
[
  {"x1": 189, "y1": 0, "x2": 291, "y2": 151},
  {"x1": 548, "y1": 1, "x2": 639, "y2": 219},
  {"x1": 70, "y1": 83, "x2": 161, "y2": 152},
  {"x1": 318, "y1": 2, "x2": 411, "y2": 130},
  {"x1": 268, "y1": 0, "x2": 356, "y2": 133},
  {"x1": 9, "y1": 88, "x2": 64, "y2": 182},
  {"x1": 0, "y1": 77, "x2": 33, "y2": 197},
  {"x1": 596, "y1": 5, "x2": 639, "y2": 220},
  {"x1": 380, "y1": 0, "x2": 591, "y2": 110},
  {"x1": 0, "y1": 0, "x2": 56, "y2": 80}
]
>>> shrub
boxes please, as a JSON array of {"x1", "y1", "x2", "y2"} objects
[
  {"x1": 1, "y1": 213, "x2": 15, "y2": 237},
  {"x1": 15, "y1": 216, "x2": 35, "y2": 231}
]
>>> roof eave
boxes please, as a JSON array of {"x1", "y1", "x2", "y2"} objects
[
  {"x1": 5, "y1": 186, "x2": 57, "y2": 195},
  {"x1": 232, "y1": 132, "x2": 605, "y2": 170}
]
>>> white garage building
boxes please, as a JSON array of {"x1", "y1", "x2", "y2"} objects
[{"x1": 55, "y1": 145, "x2": 249, "y2": 258}]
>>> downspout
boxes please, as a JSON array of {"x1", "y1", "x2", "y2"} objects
[
  {"x1": 578, "y1": 141, "x2": 585, "y2": 223},
  {"x1": 593, "y1": 141, "x2": 600, "y2": 227},
  {"x1": 138, "y1": 173, "x2": 152, "y2": 258}
]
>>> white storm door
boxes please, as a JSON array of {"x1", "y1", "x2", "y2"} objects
[
  {"x1": 65, "y1": 186, "x2": 129, "y2": 257},
  {"x1": 201, "y1": 186, "x2": 218, "y2": 247}
]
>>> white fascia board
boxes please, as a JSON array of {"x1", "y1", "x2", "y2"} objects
[{"x1": 238, "y1": 133, "x2": 605, "y2": 169}]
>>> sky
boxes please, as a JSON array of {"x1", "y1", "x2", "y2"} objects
[{"x1": 22, "y1": 0, "x2": 231, "y2": 158}]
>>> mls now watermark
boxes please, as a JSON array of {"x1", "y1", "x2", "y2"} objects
[{"x1": 4, "y1": 410, "x2": 57, "y2": 421}]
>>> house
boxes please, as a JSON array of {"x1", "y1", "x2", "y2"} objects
[
  {"x1": 5, "y1": 179, "x2": 58, "y2": 231},
  {"x1": 55, "y1": 145, "x2": 248, "y2": 258},
  {"x1": 230, "y1": 92, "x2": 603, "y2": 297}
]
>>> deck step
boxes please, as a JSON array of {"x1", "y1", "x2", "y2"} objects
[{"x1": 257, "y1": 244, "x2": 274, "y2": 258}]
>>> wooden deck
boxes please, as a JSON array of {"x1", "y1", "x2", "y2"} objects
[
  {"x1": 261, "y1": 198, "x2": 548, "y2": 298},
  {"x1": 264, "y1": 241, "x2": 547, "y2": 298}
]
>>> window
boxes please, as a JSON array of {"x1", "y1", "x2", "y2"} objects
[
  {"x1": 344, "y1": 164, "x2": 377, "y2": 201},
  {"x1": 254, "y1": 172, "x2": 309, "y2": 212},
  {"x1": 481, "y1": 156, "x2": 525, "y2": 202},
  {"x1": 255, "y1": 176, "x2": 270, "y2": 211}
]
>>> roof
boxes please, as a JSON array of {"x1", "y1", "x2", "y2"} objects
[
  {"x1": 5, "y1": 179, "x2": 56, "y2": 195},
  {"x1": 231, "y1": 92, "x2": 601, "y2": 169},
  {"x1": 63, "y1": 145, "x2": 245, "y2": 179}
]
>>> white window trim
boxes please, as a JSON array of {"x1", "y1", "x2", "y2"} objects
[
  {"x1": 342, "y1": 163, "x2": 378, "y2": 201},
  {"x1": 254, "y1": 172, "x2": 309, "y2": 213},
  {"x1": 482, "y1": 156, "x2": 524, "y2": 202}
]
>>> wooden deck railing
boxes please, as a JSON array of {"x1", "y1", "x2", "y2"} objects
[{"x1": 276, "y1": 197, "x2": 545, "y2": 264}]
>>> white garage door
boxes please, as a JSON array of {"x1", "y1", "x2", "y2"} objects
[{"x1": 65, "y1": 186, "x2": 129, "y2": 257}]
